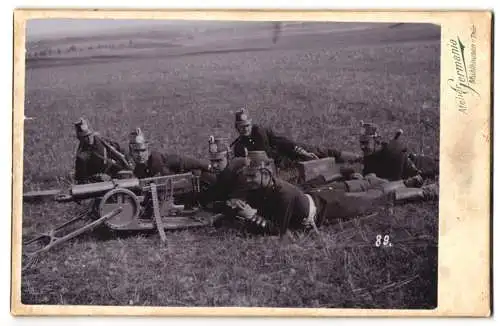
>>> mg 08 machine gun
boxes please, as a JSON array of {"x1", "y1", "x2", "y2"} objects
[{"x1": 23, "y1": 173, "x2": 223, "y2": 261}]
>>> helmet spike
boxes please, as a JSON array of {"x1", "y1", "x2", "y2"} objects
[
  {"x1": 129, "y1": 127, "x2": 148, "y2": 150},
  {"x1": 208, "y1": 135, "x2": 230, "y2": 159}
]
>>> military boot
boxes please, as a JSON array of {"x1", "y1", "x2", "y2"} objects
[
  {"x1": 393, "y1": 183, "x2": 439, "y2": 203},
  {"x1": 393, "y1": 188, "x2": 424, "y2": 203},
  {"x1": 422, "y1": 183, "x2": 439, "y2": 201}
]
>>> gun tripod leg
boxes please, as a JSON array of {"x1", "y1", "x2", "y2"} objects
[
  {"x1": 24, "y1": 207, "x2": 123, "y2": 256},
  {"x1": 151, "y1": 183, "x2": 167, "y2": 243},
  {"x1": 23, "y1": 212, "x2": 87, "y2": 246}
]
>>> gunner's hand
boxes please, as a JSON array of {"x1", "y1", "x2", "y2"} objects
[
  {"x1": 234, "y1": 202, "x2": 257, "y2": 220},
  {"x1": 351, "y1": 173, "x2": 364, "y2": 180},
  {"x1": 303, "y1": 151, "x2": 319, "y2": 160},
  {"x1": 226, "y1": 198, "x2": 247, "y2": 209},
  {"x1": 294, "y1": 146, "x2": 319, "y2": 161}
]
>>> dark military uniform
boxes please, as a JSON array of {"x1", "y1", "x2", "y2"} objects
[
  {"x1": 234, "y1": 176, "x2": 382, "y2": 234},
  {"x1": 362, "y1": 138, "x2": 420, "y2": 181},
  {"x1": 133, "y1": 150, "x2": 211, "y2": 178},
  {"x1": 199, "y1": 157, "x2": 248, "y2": 213},
  {"x1": 238, "y1": 175, "x2": 437, "y2": 235},
  {"x1": 232, "y1": 108, "x2": 322, "y2": 165},
  {"x1": 242, "y1": 178, "x2": 311, "y2": 234},
  {"x1": 74, "y1": 136, "x2": 128, "y2": 184},
  {"x1": 299, "y1": 143, "x2": 425, "y2": 199},
  {"x1": 409, "y1": 153, "x2": 439, "y2": 179},
  {"x1": 232, "y1": 125, "x2": 359, "y2": 166},
  {"x1": 232, "y1": 124, "x2": 299, "y2": 161}
]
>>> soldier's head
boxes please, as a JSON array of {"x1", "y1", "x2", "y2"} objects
[
  {"x1": 74, "y1": 117, "x2": 95, "y2": 145},
  {"x1": 235, "y1": 108, "x2": 252, "y2": 136},
  {"x1": 359, "y1": 121, "x2": 381, "y2": 156},
  {"x1": 208, "y1": 136, "x2": 230, "y2": 174},
  {"x1": 129, "y1": 128, "x2": 149, "y2": 164},
  {"x1": 243, "y1": 150, "x2": 275, "y2": 189}
]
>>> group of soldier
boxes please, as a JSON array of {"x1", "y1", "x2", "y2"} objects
[{"x1": 72, "y1": 108, "x2": 439, "y2": 237}]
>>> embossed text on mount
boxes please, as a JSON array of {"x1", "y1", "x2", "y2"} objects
[{"x1": 468, "y1": 25, "x2": 477, "y2": 85}]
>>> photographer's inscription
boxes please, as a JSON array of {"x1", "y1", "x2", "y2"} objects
[{"x1": 447, "y1": 25, "x2": 480, "y2": 113}]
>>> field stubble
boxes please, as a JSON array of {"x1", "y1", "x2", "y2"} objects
[{"x1": 21, "y1": 24, "x2": 440, "y2": 308}]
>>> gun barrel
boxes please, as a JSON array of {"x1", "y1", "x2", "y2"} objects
[
  {"x1": 70, "y1": 178, "x2": 141, "y2": 200},
  {"x1": 114, "y1": 178, "x2": 141, "y2": 190},
  {"x1": 71, "y1": 181, "x2": 115, "y2": 199},
  {"x1": 23, "y1": 189, "x2": 62, "y2": 202},
  {"x1": 55, "y1": 173, "x2": 200, "y2": 203}
]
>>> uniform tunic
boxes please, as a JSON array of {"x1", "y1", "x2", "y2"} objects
[
  {"x1": 199, "y1": 157, "x2": 248, "y2": 213},
  {"x1": 74, "y1": 136, "x2": 127, "y2": 184},
  {"x1": 409, "y1": 154, "x2": 439, "y2": 179},
  {"x1": 241, "y1": 177, "x2": 394, "y2": 234},
  {"x1": 133, "y1": 150, "x2": 210, "y2": 178},
  {"x1": 362, "y1": 139, "x2": 419, "y2": 181},
  {"x1": 232, "y1": 125, "x2": 298, "y2": 161},
  {"x1": 243, "y1": 179, "x2": 311, "y2": 234}
]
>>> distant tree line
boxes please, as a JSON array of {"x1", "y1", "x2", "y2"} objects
[{"x1": 26, "y1": 40, "x2": 134, "y2": 59}]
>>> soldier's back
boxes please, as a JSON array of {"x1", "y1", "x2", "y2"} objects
[{"x1": 363, "y1": 139, "x2": 418, "y2": 181}]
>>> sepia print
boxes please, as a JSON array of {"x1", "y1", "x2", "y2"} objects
[{"x1": 11, "y1": 9, "x2": 491, "y2": 317}]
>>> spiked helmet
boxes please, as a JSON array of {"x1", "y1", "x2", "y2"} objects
[
  {"x1": 359, "y1": 120, "x2": 381, "y2": 142},
  {"x1": 129, "y1": 128, "x2": 148, "y2": 151},
  {"x1": 74, "y1": 117, "x2": 93, "y2": 138},
  {"x1": 208, "y1": 135, "x2": 230, "y2": 160},
  {"x1": 235, "y1": 108, "x2": 252, "y2": 127},
  {"x1": 244, "y1": 150, "x2": 274, "y2": 173}
]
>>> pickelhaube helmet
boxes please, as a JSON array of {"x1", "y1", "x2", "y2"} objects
[
  {"x1": 129, "y1": 128, "x2": 148, "y2": 151},
  {"x1": 74, "y1": 117, "x2": 93, "y2": 138},
  {"x1": 244, "y1": 150, "x2": 274, "y2": 172},
  {"x1": 235, "y1": 108, "x2": 252, "y2": 127},
  {"x1": 359, "y1": 120, "x2": 380, "y2": 142},
  {"x1": 208, "y1": 135, "x2": 230, "y2": 160}
]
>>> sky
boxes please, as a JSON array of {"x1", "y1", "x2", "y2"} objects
[{"x1": 25, "y1": 19, "x2": 227, "y2": 40}]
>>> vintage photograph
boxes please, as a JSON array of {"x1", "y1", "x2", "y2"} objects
[{"x1": 19, "y1": 18, "x2": 440, "y2": 309}]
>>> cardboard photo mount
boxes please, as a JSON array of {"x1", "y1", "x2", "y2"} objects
[{"x1": 11, "y1": 9, "x2": 492, "y2": 317}]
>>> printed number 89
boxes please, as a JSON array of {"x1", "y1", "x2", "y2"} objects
[{"x1": 375, "y1": 234, "x2": 391, "y2": 247}]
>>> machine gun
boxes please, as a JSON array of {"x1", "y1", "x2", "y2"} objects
[{"x1": 23, "y1": 173, "x2": 223, "y2": 262}]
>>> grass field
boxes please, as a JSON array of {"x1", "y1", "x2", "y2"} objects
[{"x1": 21, "y1": 22, "x2": 440, "y2": 309}]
